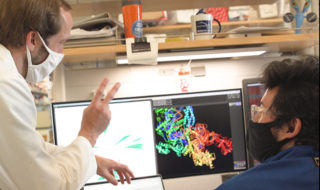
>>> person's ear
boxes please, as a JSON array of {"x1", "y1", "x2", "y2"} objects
[
  {"x1": 26, "y1": 31, "x2": 37, "y2": 52},
  {"x1": 285, "y1": 118, "x2": 302, "y2": 138}
]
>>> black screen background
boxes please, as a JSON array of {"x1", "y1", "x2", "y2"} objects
[{"x1": 154, "y1": 102, "x2": 234, "y2": 179}]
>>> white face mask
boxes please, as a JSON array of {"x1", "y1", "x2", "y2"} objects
[{"x1": 26, "y1": 32, "x2": 64, "y2": 83}]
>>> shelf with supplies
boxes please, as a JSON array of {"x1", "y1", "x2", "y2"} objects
[
  {"x1": 143, "y1": 18, "x2": 286, "y2": 34},
  {"x1": 69, "y1": 0, "x2": 279, "y2": 17},
  {"x1": 62, "y1": 32, "x2": 319, "y2": 65},
  {"x1": 28, "y1": 80, "x2": 52, "y2": 111},
  {"x1": 29, "y1": 81, "x2": 50, "y2": 96}
]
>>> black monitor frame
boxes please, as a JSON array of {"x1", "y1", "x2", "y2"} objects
[
  {"x1": 122, "y1": 88, "x2": 248, "y2": 179},
  {"x1": 82, "y1": 174, "x2": 165, "y2": 190},
  {"x1": 241, "y1": 77, "x2": 265, "y2": 168}
]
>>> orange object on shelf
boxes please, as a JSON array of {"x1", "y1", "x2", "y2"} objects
[
  {"x1": 207, "y1": 7, "x2": 229, "y2": 23},
  {"x1": 178, "y1": 63, "x2": 191, "y2": 93},
  {"x1": 122, "y1": 0, "x2": 143, "y2": 38}
]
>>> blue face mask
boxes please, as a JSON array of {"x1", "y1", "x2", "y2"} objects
[{"x1": 247, "y1": 120, "x2": 292, "y2": 162}]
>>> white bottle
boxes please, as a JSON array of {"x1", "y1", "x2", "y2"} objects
[{"x1": 191, "y1": 9, "x2": 213, "y2": 40}]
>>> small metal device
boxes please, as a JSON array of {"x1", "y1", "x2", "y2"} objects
[{"x1": 131, "y1": 37, "x2": 151, "y2": 53}]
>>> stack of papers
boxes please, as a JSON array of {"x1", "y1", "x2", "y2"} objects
[{"x1": 65, "y1": 12, "x2": 123, "y2": 48}]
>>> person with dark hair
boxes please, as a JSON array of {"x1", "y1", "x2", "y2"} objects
[
  {"x1": 215, "y1": 56, "x2": 319, "y2": 190},
  {"x1": 0, "y1": 0, "x2": 134, "y2": 189}
]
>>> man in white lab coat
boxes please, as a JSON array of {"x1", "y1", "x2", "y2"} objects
[{"x1": 0, "y1": 0, "x2": 134, "y2": 189}]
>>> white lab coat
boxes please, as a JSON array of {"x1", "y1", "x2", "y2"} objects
[{"x1": 0, "y1": 44, "x2": 97, "y2": 190}]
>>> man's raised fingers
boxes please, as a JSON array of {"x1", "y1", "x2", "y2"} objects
[
  {"x1": 103, "y1": 82, "x2": 121, "y2": 104},
  {"x1": 92, "y1": 78, "x2": 108, "y2": 105}
]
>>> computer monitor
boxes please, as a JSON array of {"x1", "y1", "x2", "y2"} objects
[
  {"x1": 133, "y1": 89, "x2": 248, "y2": 179},
  {"x1": 51, "y1": 99, "x2": 157, "y2": 185},
  {"x1": 83, "y1": 175, "x2": 165, "y2": 190},
  {"x1": 242, "y1": 78, "x2": 266, "y2": 167}
]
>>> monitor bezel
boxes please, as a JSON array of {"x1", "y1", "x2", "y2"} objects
[
  {"x1": 114, "y1": 88, "x2": 248, "y2": 179},
  {"x1": 242, "y1": 78, "x2": 264, "y2": 131},
  {"x1": 51, "y1": 98, "x2": 159, "y2": 185},
  {"x1": 82, "y1": 174, "x2": 165, "y2": 189},
  {"x1": 241, "y1": 77, "x2": 264, "y2": 168}
]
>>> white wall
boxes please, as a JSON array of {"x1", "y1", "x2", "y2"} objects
[
  {"x1": 60, "y1": 56, "x2": 291, "y2": 102},
  {"x1": 51, "y1": 55, "x2": 297, "y2": 190}
]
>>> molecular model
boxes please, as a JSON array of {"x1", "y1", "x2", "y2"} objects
[{"x1": 155, "y1": 106, "x2": 233, "y2": 169}]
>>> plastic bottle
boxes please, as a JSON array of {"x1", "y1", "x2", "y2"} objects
[
  {"x1": 178, "y1": 61, "x2": 192, "y2": 93},
  {"x1": 122, "y1": 0, "x2": 143, "y2": 38}
]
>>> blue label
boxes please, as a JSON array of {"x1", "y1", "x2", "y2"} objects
[
  {"x1": 196, "y1": 20, "x2": 212, "y2": 34},
  {"x1": 132, "y1": 20, "x2": 143, "y2": 38}
]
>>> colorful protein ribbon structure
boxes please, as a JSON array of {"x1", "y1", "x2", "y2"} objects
[{"x1": 155, "y1": 106, "x2": 233, "y2": 169}]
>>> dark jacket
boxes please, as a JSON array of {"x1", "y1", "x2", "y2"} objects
[{"x1": 216, "y1": 146, "x2": 319, "y2": 190}]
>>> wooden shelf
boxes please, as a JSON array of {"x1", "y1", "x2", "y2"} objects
[
  {"x1": 64, "y1": 33, "x2": 319, "y2": 58},
  {"x1": 144, "y1": 18, "x2": 285, "y2": 33},
  {"x1": 65, "y1": 45, "x2": 126, "y2": 56},
  {"x1": 70, "y1": 0, "x2": 278, "y2": 17},
  {"x1": 159, "y1": 33, "x2": 319, "y2": 51}
]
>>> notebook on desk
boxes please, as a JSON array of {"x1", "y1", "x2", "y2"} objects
[{"x1": 83, "y1": 175, "x2": 165, "y2": 190}]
